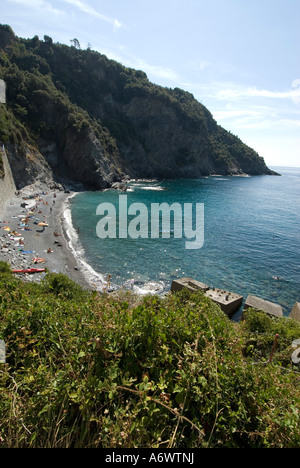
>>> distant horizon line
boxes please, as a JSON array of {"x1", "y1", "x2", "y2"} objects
[{"x1": 269, "y1": 164, "x2": 300, "y2": 168}]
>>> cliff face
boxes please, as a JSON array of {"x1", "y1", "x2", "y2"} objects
[
  {"x1": 0, "y1": 24, "x2": 276, "y2": 191},
  {"x1": 105, "y1": 94, "x2": 215, "y2": 179},
  {"x1": 116, "y1": 95, "x2": 270, "y2": 178},
  {"x1": 25, "y1": 88, "x2": 127, "y2": 189}
]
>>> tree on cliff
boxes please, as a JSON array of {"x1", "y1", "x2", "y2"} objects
[{"x1": 70, "y1": 38, "x2": 81, "y2": 50}]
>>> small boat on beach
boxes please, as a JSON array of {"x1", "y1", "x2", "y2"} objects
[{"x1": 12, "y1": 268, "x2": 45, "y2": 274}]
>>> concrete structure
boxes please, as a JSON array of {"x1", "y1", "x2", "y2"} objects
[
  {"x1": 0, "y1": 340, "x2": 5, "y2": 364},
  {"x1": 0, "y1": 79, "x2": 5, "y2": 103},
  {"x1": 171, "y1": 278, "x2": 243, "y2": 317},
  {"x1": 171, "y1": 277, "x2": 209, "y2": 293},
  {"x1": 289, "y1": 302, "x2": 300, "y2": 322},
  {"x1": 205, "y1": 288, "x2": 243, "y2": 317},
  {"x1": 0, "y1": 81, "x2": 17, "y2": 218},
  {"x1": 292, "y1": 339, "x2": 300, "y2": 349},
  {"x1": 243, "y1": 295, "x2": 283, "y2": 318},
  {"x1": 291, "y1": 348, "x2": 300, "y2": 366},
  {"x1": 0, "y1": 147, "x2": 17, "y2": 219}
]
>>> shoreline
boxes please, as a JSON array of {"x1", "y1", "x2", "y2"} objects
[
  {"x1": 61, "y1": 193, "x2": 109, "y2": 291},
  {"x1": 0, "y1": 184, "x2": 167, "y2": 296},
  {"x1": 0, "y1": 185, "x2": 106, "y2": 291}
]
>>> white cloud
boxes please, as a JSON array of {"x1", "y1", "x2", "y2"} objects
[
  {"x1": 186, "y1": 58, "x2": 211, "y2": 74},
  {"x1": 114, "y1": 19, "x2": 122, "y2": 31},
  {"x1": 62, "y1": 0, "x2": 122, "y2": 29},
  {"x1": 183, "y1": 80, "x2": 300, "y2": 148},
  {"x1": 211, "y1": 81, "x2": 300, "y2": 105},
  {"x1": 98, "y1": 46, "x2": 180, "y2": 83},
  {"x1": 214, "y1": 106, "x2": 270, "y2": 123},
  {"x1": 212, "y1": 100, "x2": 300, "y2": 132},
  {"x1": 136, "y1": 60, "x2": 180, "y2": 82},
  {"x1": 292, "y1": 79, "x2": 300, "y2": 88},
  {"x1": 8, "y1": 0, "x2": 65, "y2": 16},
  {"x1": 291, "y1": 79, "x2": 300, "y2": 104}
]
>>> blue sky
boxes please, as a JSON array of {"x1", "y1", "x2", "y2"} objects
[{"x1": 1, "y1": 0, "x2": 300, "y2": 167}]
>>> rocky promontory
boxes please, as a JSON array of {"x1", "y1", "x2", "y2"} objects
[{"x1": 0, "y1": 24, "x2": 277, "y2": 192}]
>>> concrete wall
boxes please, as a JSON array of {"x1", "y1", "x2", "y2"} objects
[{"x1": 0, "y1": 149, "x2": 16, "y2": 219}]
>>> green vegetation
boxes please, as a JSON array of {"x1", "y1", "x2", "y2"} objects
[{"x1": 0, "y1": 264, "x2": 299, "y2": 448}]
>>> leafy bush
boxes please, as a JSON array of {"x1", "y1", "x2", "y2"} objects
[
  {"x1": 0, "y1": 273, "x2": 299, "y2": 448},
  {"x1": 241, "y1": 308, "x2": 300, "y2": 366},
  {"x1": 0, "y1": 261, "x2": 11, "y2": 274},
  {"x1": 42, "y1": 272, "x2": 88, "y2": 301}
]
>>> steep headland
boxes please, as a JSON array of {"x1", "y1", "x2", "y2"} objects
[{"x1": 0, "y1": 24, "x2": 277, "y2": 192}]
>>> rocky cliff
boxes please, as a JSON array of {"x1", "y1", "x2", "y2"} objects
[{"x1": 0, "y1": 24, "x2": 277, "y2": 191}]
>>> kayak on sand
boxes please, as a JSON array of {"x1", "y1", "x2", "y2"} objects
[{"x1": 12, "y1": 268, "x2": 45, "y2": 274}]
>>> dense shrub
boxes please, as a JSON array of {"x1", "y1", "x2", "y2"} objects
[
  {"x1": 0, "y1": 267, "x2": 299, "y2": 448},
  {"x1": 42, "y1": 272, "x2": 88, "y2": 301},
  {"x1": 0, "y1": 260, "x2": 12, "y2": 274}
]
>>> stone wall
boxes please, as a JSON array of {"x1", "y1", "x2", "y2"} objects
[{"x1": 0, "y1": 148, "x2": 16, "y2": 219}]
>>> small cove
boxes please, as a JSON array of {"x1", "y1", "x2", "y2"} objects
[{"x1": 69, "y1": 167, "x2": 300, "y2": 317}]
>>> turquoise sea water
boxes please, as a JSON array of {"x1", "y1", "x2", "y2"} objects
[{"x1": 69, "y1": 167, "x2": 299, "y2": 318}]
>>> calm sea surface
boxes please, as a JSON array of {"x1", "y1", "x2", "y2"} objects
[{"x1": 70, "y1": 167, "x2": 300, "y2": 318}]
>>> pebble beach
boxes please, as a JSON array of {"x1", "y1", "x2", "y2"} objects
[{"x1": 0, "y1": 186, "x2": 102, "y2": 290}]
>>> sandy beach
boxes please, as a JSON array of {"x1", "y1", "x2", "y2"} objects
[{"x1": 0, "y1": 185, "x2": 105, "y2": 291}]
